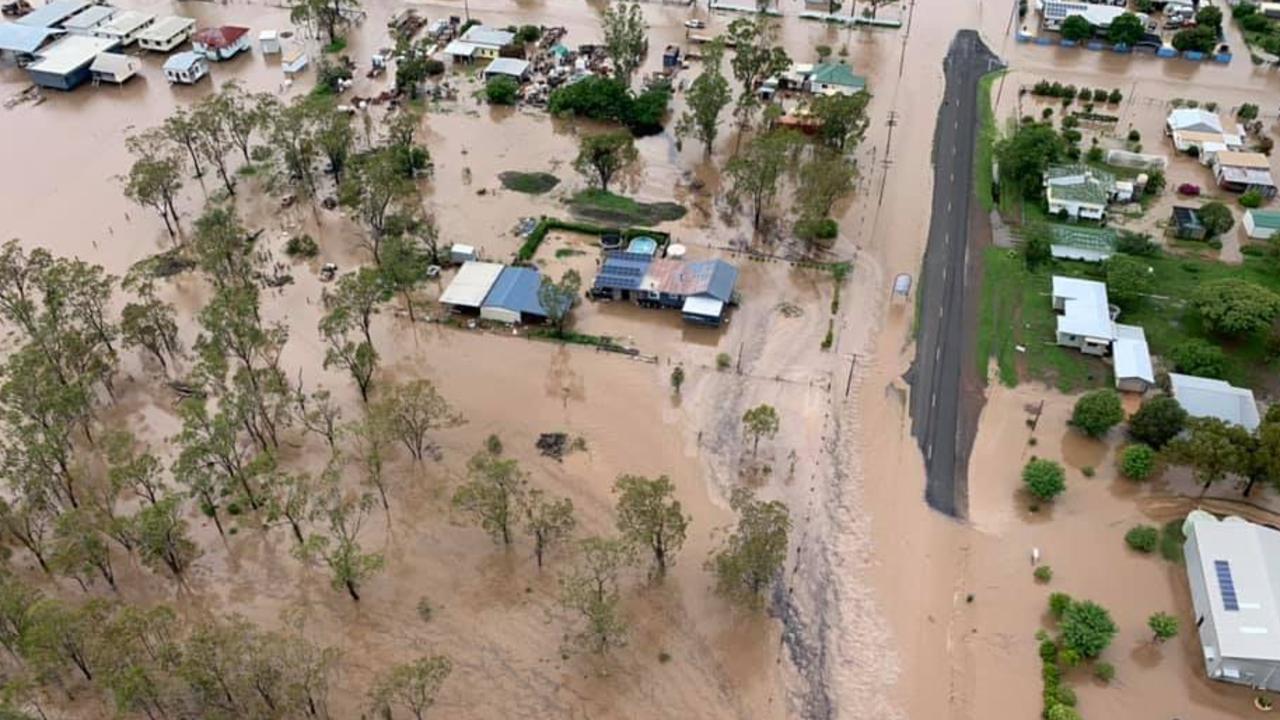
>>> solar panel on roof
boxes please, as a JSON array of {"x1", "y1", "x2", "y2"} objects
[{"x1": 1215, "y1": 560, "x2": 1239, "y2": 611}]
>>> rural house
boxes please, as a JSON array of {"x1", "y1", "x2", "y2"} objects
[
  {"x1": 445, "y1": 25, "x2": 513, "y2": 61},
  {"x1": 192, "y1": 25, "x2": 249, "y2": 61},
  {"x1": 1044, "y1": 164, "x2": 1118, "y2": 220},
  {"x1": 1166, "y1": 108, "x2": 1230, "y2": 135},
  {"x1": 591, "y1": 253, "x2": 738, "y2": 326},
  {"x1": 1169, "y1": 373, "x2": 1261, "y2": 431},
  {"x1": 806, "y1": 62, "x2": 866, "y2": 95},
  {"x1": 1041, "y1": 0, "x2": 1141, "y2": 31},
  {"x1": 1051, "y1": 276, "x2": 1153, "y2": 391},
  {"x1": 482, "y1": 57, "x2": 530, "y2": 82},
  {"x1": 88, "y1": 50, "x2": 137, "y2": 83},
  {"x1": 0, "y1": 23, "x2": 64, "y2": 62},
  {"x1": 162, "y1": 50, "x2": 207, "y2": 84},
  {"x1": 60, "y1": 4, "x2": 113, "y2": 35},
  {"x1": 1212, "y1": 151, "x2": 1277, "y2": 198},
  {"x1": 92, "y1": 9, "x2": 153, "y2": 46},
  {"x1": 136, "y1": 15, "x2": 194, "y2": 53},
  {"x1": 439, "y1": 261, "x2": 504, "y2": 315},
  {"x1": 15, "y1": 0, "x2": 92, "y2": 29},
  {"x1": 1244, "y1": 209, "x2": 1280, "y2": 240},
  {"x1": 1183, "y1": 511, "x2": 1280, "y2": 692}
]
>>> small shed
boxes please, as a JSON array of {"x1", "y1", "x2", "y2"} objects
[
  {"x1": 137, "y1": 16, "x2": 195, "y2": 53},
  {"x1": 89, "y1": 51, "x2": 139, "y2": 83},
  {"x1": 281, "y1": 43, "x2": 307, "y2": 76},
  {"x1": 1171, "y1": 206, "x2": 1207, "y2": 240},
  {"x1": 192, "y1": 25, "x2": 250, "y2": 61},
  {"x1": 61, "y1": 5, "x2": 114, "y2": 35},
  {"x1": 439, "y1": 261, "x2": 504, "y2": 313},
  {"x1": 481, "y1": 266, "x2": 548, "y2": 324},
  {"x1": 258, "y1": 29, "x2": 279, "y2": 54},
  {"x1": 93, "y1": 10, "x2": 155, "y2": 46},
  {"x1": 662, "y1": 44, "x2": 680, "y2": 68},
  {"x1": 482, "y1": 56, "x2": 530, "y2": 82},
  {"x1": 1244, "y1": 209, "x2": 1280, "y2": 240},
  {"x1": 449, "y1": 244, "x2": 477, "y2": 264},
  {"x1": 1112, "y1": 324, "x2": 1154, "y2": 393},
  {"x1": 162, "y1": 50, "x2": 207, "y2": 84}
]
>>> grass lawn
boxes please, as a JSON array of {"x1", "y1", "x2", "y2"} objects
[
  {"x1": 568, "y1": 190, "x2": 687, "y2": 226},
  {"x1": 498, "y1": 171, "x2": 560, "y2": 194},
  {"x1": 978, "y1": 242, "x2": 1280, "y2": 392},
  {"x1": 974, "y1": 70, "x2": 1005, "y2": 213},
  {"x1": 323, "y1": 37, "x2": 348, "y2": 54}
]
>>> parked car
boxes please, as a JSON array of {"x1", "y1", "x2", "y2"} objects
[
  {"x1": 683, "y1": 19, "x2": 706, "y2": 29},
  {"x1": 1177, "y1": 183, "x2": 1201, "y2": 196}
]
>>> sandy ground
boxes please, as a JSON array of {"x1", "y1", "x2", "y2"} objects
[{"x1": 3, "y1": 0, "x2": 1278, "y2": 717}]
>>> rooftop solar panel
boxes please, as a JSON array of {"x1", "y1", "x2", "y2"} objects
[{"x1": 1215, "y1": 560, "x2": 1239, "y2": 611}]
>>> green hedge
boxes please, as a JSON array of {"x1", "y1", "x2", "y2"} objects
[{"x1": 516, "y1": 217, "x2": 671, "y2": 262}]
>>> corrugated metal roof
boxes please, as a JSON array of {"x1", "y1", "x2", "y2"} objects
[
  {"x1": 460, "y1": 25, "x2": 514, "y2": 48},
  {"x1": 98, "y1": 10, "x2": 154, "y2": 36},
  {"x1": 1248, "y1": 210, "x2": 1280, "y2": 231},
  {"x1": 193, "y1": 25, "x2": 248, "y2": 49},
  {"x1": 641, "y1": 258, "x2": 737, "y2": 301},
  {"x1": 62, "y1": 5, "x2": 113, "y2": 31},
  {"x1": 483, "y1": 266, "x2": 548, "y2": 317},
  {"x1": 27, "y1": 33, "x2": 117, "y2": 74},
  {"x1": 1170, "y1": 373, "x2": 1261, "y2": 430},
  {"x1": 1052, "y1": 276, "x2": 1113, "y2": 341},
  {"x1": 440, "y1": 261, "x2": 504, "y2": 308},
  {"x1": 484, "y1": 57, "x2": 529, "y2": 77},
  {"x1": 15, "y1": 0, "x2": 91, "y2": 28},
  {"x1": 1185, "y1": 514, "x2": 1280, "y2": 662},
  {"x1": 1112, "y1": 324, "x2": 1153, "y2": 385},
  {"x1": 1216, "y1": 151, "x2": 1272, "y2": 169},
  {"x1": 138, "y1": 15, "x2": 194, "y2": 42},
  {"x1": 0, "y1": 23, "x2": 64, "y2": 54},
  {"x1": 163, "y1": 50, "x2": 201, "y2": 70}
]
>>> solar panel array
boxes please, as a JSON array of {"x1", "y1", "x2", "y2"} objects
[{"x1": 1215, "y1": 560, "x2": 1239, "y2": 612}]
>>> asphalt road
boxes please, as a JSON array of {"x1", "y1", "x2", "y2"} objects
[{"x1": 909, "y1": 31, "x2": 1002, "y2": 518}]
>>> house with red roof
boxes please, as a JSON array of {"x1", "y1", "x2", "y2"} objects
[{"x1": 192, "y1": 25, "x2": 249, "y2": 61}]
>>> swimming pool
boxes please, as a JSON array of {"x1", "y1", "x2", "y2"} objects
[{"x1": 626, "y1": 236, "x2": 658, "y2": 255}]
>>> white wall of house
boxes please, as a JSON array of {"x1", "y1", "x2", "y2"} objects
[
  {"x1": 1047, "y1": 197, "x2": 1105, "y2": 220},
  {"x1": 1054, "y1": 330, "x2": 1110, "y2": 355}
]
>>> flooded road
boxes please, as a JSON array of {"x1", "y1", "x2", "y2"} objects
[{"x1": 2, "y1": 0, "x2": 1278, "y2": 717}]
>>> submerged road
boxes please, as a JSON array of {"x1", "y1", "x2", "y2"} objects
[{"x1": 909, "y1": 31, "x2": 1002, "y2": 518}]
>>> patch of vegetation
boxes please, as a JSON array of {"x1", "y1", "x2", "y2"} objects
[
  {"x1": 716, "y1": 352, "x2": 732, "y2": 370},
  {"x1": 284, "y1": 235, "x2": 319, "y2": 259},
  {"x1": 484, "y1": 76, "x2": 519, "y2": 106},
  {"x1": 1125, "y1": 525, "x2": 1159, "y2": 553},
  {"x1": 499, "y1": 171, "x2": 560, "y2": 195},
  {"x1": 569, "y1": 190, "x2": 687, "y2": 226},
  {"x1": 1159, "y1": 519, "x2": 1186, "y2": 563},
  {"x1": 975, "y1": 70, "x2": 1005, "y2": 213},
  {"x1": 1034, "y1": 565, "x2": 1053, "y2": 583},
  {"x1": 554, "y1": 248, "x2": 586, "y2": 259},
  {"x1": 323, "y1": 37, "x2": 348, "y2": 54},
  {"x1": 548, "y1": 76, "x2": 672, "y2": 137}
]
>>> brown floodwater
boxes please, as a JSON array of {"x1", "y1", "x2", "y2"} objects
[{"x1": 5, "y1": 0, "x2": 1279, "y2": 717}]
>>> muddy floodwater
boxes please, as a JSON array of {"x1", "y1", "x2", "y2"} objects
[{"x1": 3, "y1": 0, "x2": 1279, "y2": 717}]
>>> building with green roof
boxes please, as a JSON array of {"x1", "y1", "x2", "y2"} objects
[
  {"x1": 1044, "y1": 164, "x2": 1118, "y2": 221},
  {"x1": 807, "y1": 62, "x2": 867, "y2": 95},
  {"x1": 1244, "y1": 209, "x2": 1280, "y2": 240}
]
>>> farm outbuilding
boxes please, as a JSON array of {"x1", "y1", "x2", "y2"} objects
[
  {"x1": 60, "y1": 4, "x2": 113, "y2": 35},
  {"x1": 480, "y1": 267, "x2": 549, "y2": 324},
  {"x1": 25, "y1": 33, "x2": 118, "y2": 89},
  {"x1": 137, "y1": 16, "x2": 194, "y2": 53},
  {"x1": 1245, "y1": 210, "x2": 1280, "y2": 240},
  {"x1": 0, "y1": 23, "x2": 63, "y2": 60},
  {"x1": 439, "y1": 261, "x2": 504, "y2": 313},
  {"x1": 1170, "y1": 373, "x2": 1261, "y2": 431},
  {"x1": 1183, "y1": 511, "x2": 1280, "y2": 692},
  {"x1": 15, "y1": 0, "x2": 91, "y2": 28},
  {"x1": 482, "y1": 57, "x2": 530, "y2": 82},
  {"x1": 89, "y1": 50, "x2": 138, "y2": 83}
]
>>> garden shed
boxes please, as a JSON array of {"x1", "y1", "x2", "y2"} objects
[
  {"x1": 480, "y1": 267, "x2": 548, "y2": 324},
  {"x1": 1171, "y1": 206, "x2": 1206, "y2": 240},
  {"x1": 1244, "y1": 209, "x2": 1280, "y2": 240}
]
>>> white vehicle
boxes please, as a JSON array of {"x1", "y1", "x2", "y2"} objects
[{"x1": 683, "y1": 19, "x2": 706, "y2": 29}]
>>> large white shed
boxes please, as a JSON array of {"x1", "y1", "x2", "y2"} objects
[{"x1": 439, "y1": 262, "x2": 504, "y2": 312}]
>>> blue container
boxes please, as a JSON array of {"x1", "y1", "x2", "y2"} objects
[{"x1": 1183, "y1": 50, "x2": 1205, "y2": 61}]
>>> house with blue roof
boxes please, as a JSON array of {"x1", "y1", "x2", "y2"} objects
[{"x1": 591, "y1": 253, "x2": 738, "y2": 326}]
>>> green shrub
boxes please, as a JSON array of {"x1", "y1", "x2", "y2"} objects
[
  {"x1": 1023, "y1": 458, "x2": 1066, "y2": 501},
  {"x1": 515, "y1": 24, "x2": 542, "y2": 43},
  {"x1": 1120, "y1": 444, "x2": 1157, "y2": 481},
  {"x1": 796, "y1": 217, "x2": 839, "y2": 241},
  {"x1": 1049, "y1": 592, "x2": 1074, "y2": 619},
  {"x1": 423, "y1": 58, "x2": 445, "y2": 76},
  {"x1": 1171, "y1": 338, "x2": 1227, "y2": 378},
  {"x1": 1081, "y1": 466, "x2": 1095, "y2": 478},
  {"x1": 284, "y1": 235, "x2": 319, "y2": 258},
  {"x1": 1128, "y1": 395, "x2": 1187, "y2": 449},
  {"x1": 1061, "y1": 600, "x2": 1117, "y2": 659},
  {"x1": 1241, "y1": 189, "x2": 1264, "y2": 208},
  {"x1": 1126, "y1": 524, "x2": 1159, "y2": 553},
  {"x1": 1039, "y1": 638, "x2": 1058, "y2": 662},
  {"x1": 1054, "y1": 685, "x2": 1077, "y2": 708},
  {"x1": 1070, "y1": 389, "x2": 1124, "y2": 437},
  {"x1": 1034, "y1": 565, "x2": 1053, "y2": 583},
  {"x1": 485, "y1": 76, "x2": 519, "y2": 105},
  {"x1": 1127, "y1": 128, "x2": 1141, "y2": 142},
  {"x1": 1086, "y1": 145, "x2": 1104, "y2": 162},
  {"x1": 1093, "y1": 661, "x2": 1116, "y2": 683},
  {"x1": 716, "y1": 352, "x2": 732, "y2": 370},
  {"x1": 1108, "y1": 88, "x2": 1122, "y2": 103}
]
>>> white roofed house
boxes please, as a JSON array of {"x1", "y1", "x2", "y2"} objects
[
  {"x1": 1051, "y1": 276, "x2": 1154, "y2": 391},
  {"x1": 91, "y1": 9, "x2": 154, "y2": 47},
  {"x1": 482, "y1": 57, "x2": 530, "y2": 82},
  {"x1": 89, "y1": 50, "x2": 138, "y2": 83},
  {"x1": 1167, "y1": 108, "x2": 1227, "y2": 135},
  {"x1": 445, "y1": 25, "x2": 513, "y2": 61},
  {"x1": 1183, "y1": 512, "x2": 1280, "y2": 692},
  {"x1": 137, "y1": 16, "x2": 195, "y2": 53},
  {"x1": 25, "y1": 33, "x2": 118, "y2": 90},
  {"x1": 60, "y1": 5, "x2": 114, "y2": 35},
  {"x1": 439, "y1": 261, "x2": 504, "y2": 314},
  {"x1": 1169, "y1": 373, "x2": 1261, "y2": 431},
  {"x1": 1213, "y1": 151, "x2": 1278, "y2": 199},
  {"x1": 162, "y1": 50, "x2": 207, "y2": 84}
]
